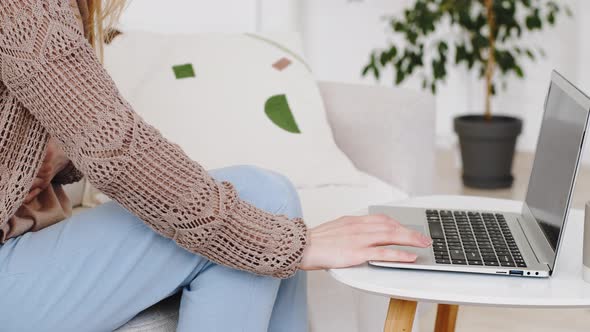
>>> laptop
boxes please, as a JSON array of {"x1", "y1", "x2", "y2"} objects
[{"x1": 369, "y1": 70, "x2": 590, "y2": 277}]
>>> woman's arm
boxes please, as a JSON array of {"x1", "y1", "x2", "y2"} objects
[
  {"x1": 0, "y1": 83, "x2": 49, "y2": 220},
  {"x1": 0, "y1": 0, "x2": 306, "y2": 278}
]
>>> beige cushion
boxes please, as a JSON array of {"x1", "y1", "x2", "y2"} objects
[{"x1": 103, "y1": 31, "x2": 362, "y2": 189}]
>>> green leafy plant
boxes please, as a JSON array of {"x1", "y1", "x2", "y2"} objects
[{"x1": 362, "y1": 0, "x2": 571, "y2": 120}]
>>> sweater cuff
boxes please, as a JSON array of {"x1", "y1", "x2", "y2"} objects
[
  {"x1": 229, "y1": 197, "x2": 309, "y2": 279},
  {"x1": 277, "y1": 217, "x2": 308, "y2": 278}
]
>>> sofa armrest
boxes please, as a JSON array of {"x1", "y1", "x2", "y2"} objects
[{"x1": 319, "y1": 81, "x2": 435, "y2": 195}]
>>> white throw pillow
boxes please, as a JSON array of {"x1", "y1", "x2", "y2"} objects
[{"x1": 102, "y1": 31, "x2": 362, "y2": 188}]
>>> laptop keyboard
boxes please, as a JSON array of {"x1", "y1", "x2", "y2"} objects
[{"x1": 427, "y1": 210, "x2": 527, "y2": 268}]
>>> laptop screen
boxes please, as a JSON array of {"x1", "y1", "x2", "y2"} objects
[{"x1": 524, "y1": 73, "x2": 589, "y2": 253}]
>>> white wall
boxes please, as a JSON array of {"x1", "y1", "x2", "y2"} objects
[
  {"x1": 117, "y1": 0, "x2": 590, "y2": 155},
  {"x1": 301, "y1": 0, "x2": 589, "y2": 154},
  {"x1": 118, "y1": 0, "x2": 259, "y2": 33},
  {"x1": 301, "y1": 0, "x2": 411, "y2": 83},
  {"x1": 573, "y1": 0, "x2": 590, "y2": 163},
  {"x1": 118, "y1": 0, "x2": 301, "y2": 33},
  {"x1": 578, "y1": 1, "x2": 590, "y2": 92}
]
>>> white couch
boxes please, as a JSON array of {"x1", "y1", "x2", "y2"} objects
[{"x1": 64, "y1": 81, "x2": 435, "y2": 332}]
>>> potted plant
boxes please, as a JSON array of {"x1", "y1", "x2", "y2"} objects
[{"x1": 363, "y1": 0, "x2": 571, "y2": 188}]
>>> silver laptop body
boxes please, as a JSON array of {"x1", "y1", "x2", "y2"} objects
[{"x1": 369, "y1": 71, "x2": 590, "y2": 278}]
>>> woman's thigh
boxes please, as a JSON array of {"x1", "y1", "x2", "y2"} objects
[
  {"x1": 0, "y1": 165, "x2": 305, "y2": 332},
  {"x1": 0, "y1": 201, "x2": 205, "y2": 331},
  {"x1": 177, "y1": 165, "x2": 307, "y2": 332},
  {"x1": 208, "y1": 165, "x2": 302, "y2": 219}
]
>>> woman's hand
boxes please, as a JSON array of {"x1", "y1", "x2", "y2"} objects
[
  {"x1": 24, "y1": 138, "x2": 70, "y2": 203},
  {"x1": 300, "y1": 214, "x2": 432, "y2": 271}
]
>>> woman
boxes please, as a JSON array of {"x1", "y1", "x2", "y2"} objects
[{"x1": 0, "y1": 1, "x2": 432, "y2": 331}]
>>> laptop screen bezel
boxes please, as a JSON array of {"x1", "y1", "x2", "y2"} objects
[{"x1": 521, "y1": 70, "x2": 590, "y2": 273}]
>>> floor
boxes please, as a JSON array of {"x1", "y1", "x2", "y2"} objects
[
  {"x1": 416, "y1": 147, "x2": 590, "y2": 332},
  {"x1": 433, "y1": 147, "x2": 590, "y2": 209}
]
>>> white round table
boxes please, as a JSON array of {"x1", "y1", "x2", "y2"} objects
[{"x1": 329, "y1": 195, "x2": 590, "y2": 332}]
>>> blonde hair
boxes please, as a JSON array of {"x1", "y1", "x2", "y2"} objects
[{"x1": 87, "y1": 0, "x2": 127, "y2": 60}]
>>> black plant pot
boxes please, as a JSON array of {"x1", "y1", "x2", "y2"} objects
[{"x1": 454, "y1": 115, "x2": 522, "y2": 189}]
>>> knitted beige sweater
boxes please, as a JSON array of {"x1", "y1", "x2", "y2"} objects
[{"x1": 0, "y1": 0, "x2": 307, "y2": 278}]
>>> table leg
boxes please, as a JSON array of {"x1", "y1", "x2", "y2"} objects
[
  {"x1": 434, "y1": 304, "x2": 459, "y2": 332},
  {"x1": 383, "y1": 298, "x2": 418, "y2": 332}
]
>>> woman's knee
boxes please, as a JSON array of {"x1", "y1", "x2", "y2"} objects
[{"x1": 210, "y1": 165, "x2": 302, "y2": 218}]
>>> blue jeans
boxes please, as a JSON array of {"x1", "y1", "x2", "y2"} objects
[{"x1": 0, "y1": 165, "x2": 308, "y2": 332}]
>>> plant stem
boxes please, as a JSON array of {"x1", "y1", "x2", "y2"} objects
[{"x1": 484, "y1": 0, "x2": 496, "y2": 121}]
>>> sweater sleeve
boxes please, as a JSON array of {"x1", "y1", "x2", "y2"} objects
[
  {"x1": 0, "y1": 83, "x2": 49, "y2": 225},
  {"x1": 0, "y1": 0, "x2": 307, "y2": 278}
]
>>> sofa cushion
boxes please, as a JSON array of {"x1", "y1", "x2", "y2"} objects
[
  {"x1": 114, "y1": 293, "x2": 180, "y2": 332},
  {"x1": 102, "y1": 31, "x2": 362, "y2": 191},
  {"x1": 298, "y1": 172, "x2": 407, "y2": 332},
  {"x1": 297, "y1": 171, "x2": 407, "y2": 227}
]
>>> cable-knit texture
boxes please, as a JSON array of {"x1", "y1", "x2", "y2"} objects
[{"x1": 0, "y1": 0, "x2": 307, "y2": 278}]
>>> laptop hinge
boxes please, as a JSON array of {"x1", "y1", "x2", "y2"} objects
[
  {"x1": 515, "y1": 218, "x2": 542, "y2": 264},
  {"x1": 517, "y1": 209, "x2": 555, "y2": 269}
]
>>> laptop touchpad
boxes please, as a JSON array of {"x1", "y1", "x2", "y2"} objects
[{"x1": 386, "y1": 225, "x2": 432, "y2": 260}]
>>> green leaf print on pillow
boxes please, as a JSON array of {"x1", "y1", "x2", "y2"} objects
[
  {"x1": 264, "y1": 94, "x2": 301, "y2": 134},
  {"x1": 172, "y1": 63, "x2": 196, "y2": 79}
]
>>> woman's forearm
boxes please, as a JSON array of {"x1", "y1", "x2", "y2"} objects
[
  {"x1": 0, "y1": 83, "x2": 49, "y2": 222},
  {"x1": 0, "y1": 1, "x2": 307, "y2": 278}
]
